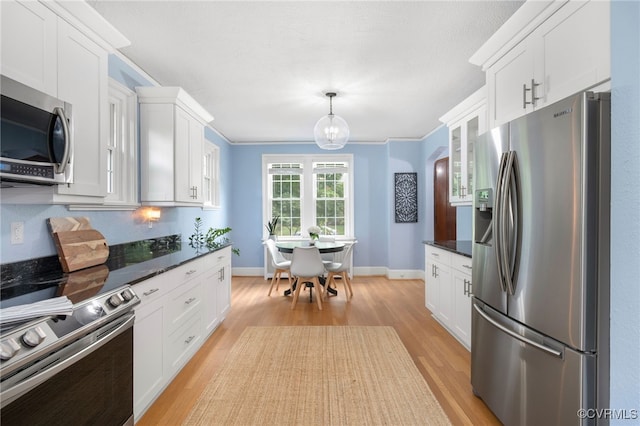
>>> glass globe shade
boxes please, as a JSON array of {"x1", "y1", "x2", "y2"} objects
[{"x1": 314, "y1": 113, "x2": 349, "y2": 150}]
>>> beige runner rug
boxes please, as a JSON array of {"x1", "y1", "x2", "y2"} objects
[{"x1": 184, "y1": 326, "x2": 451, "y2": 425}]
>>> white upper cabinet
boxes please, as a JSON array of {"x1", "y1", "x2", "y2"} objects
[
  {"x1": 1, "y1": 0, "x2": 130, "y2": 205},
  {"x1": 1, "y1": 1, "x2": 57, "y2": 96},
  {"x1": 439, "y1": 87, "x2": 487, "y2": 206},
  {"x1": 137, "y1": 87, "x2": 214, "y2": 206},
  {"x1": 55, "y1": 21, "x2": 108, "y2": 200},
  {"x1": 471, "y1": 0, "x2": 610, "y2": 128}
]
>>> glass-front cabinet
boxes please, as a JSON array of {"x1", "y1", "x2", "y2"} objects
[
  {"x1": 449, "y1": 115, "x2": 481, "y2": 205},
  {"x1": 440, "y1": 87, "x2": 486, "y2": 206}
]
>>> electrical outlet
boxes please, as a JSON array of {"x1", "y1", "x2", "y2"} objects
[{"x1": 11, "y1": 222, "x2": 24, "y2": 245}]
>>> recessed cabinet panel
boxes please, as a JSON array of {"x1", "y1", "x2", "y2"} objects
[
  {"x1": 490, "y1": 41, "x2": 535, "y2": 125},
  {"x1": 0, "y1": 0, "x2": 58, "y2": 96},
  {"x1": 56, "y1": 21, "x2": 108, "y2": 199},
  {"x1": 536, "y1": 0, "x2": 610, "y2": 108}
]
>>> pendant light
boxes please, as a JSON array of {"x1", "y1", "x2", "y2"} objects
[{"x1": 314, "y1": 92, "x2": 349, "y2": 150}]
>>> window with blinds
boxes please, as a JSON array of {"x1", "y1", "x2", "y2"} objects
[{"x1": 263, "y1": 155, "x2": 353, "y2": 238}]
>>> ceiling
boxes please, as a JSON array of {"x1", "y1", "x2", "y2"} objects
[{"x1": 89, "y1": 1, "x2": 523, "y2": 144}]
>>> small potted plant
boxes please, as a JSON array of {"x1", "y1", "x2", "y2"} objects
[
  {"x1": 265, "y1": 216, "x2": 280, "y2": 240},
  {"x1": 307, "y1": 225, "x2": 322, "y2": 245}
]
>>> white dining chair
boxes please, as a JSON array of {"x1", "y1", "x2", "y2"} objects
[
  {"x1": 324, "y1": 242, "x2": 356, "y2": 301},
  {"x1": 265, "y1": 239, "x2": 292, "y2": 296},
  {"x1": 318, "y1": 235, "x2": 336, "y2": 266},
  {"x1": 289, "y1": 246, "x2": 326, "y2": 310}
]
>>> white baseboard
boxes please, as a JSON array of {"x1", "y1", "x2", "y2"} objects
[
  {"x1": 233, "y1": 266, "x2": 424, "y2": 281},
  {"x1": 386, "y1": 269, "x2": 424, "y2": 280}
]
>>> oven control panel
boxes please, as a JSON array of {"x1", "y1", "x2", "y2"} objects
[
  {"x1": 0, "y1": 321, "x2": 57, "y2": 364},
  {"x1": 0, "y1": 286, "x2": 140, "y2": 373}
]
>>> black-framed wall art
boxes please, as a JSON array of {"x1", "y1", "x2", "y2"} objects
[{"x1": 394, "y1": 172, "x2": 418, "y2": 223}]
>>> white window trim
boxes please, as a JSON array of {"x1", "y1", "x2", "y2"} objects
[
  {"x1": 262, "y1": 153, "x2": 354, "y2": 240},
  {"x1": 203, "y1": 141, "x2": 220, "y2": 210},
  {"x1": 102, "y1": 78, "x2": 139, "y2": 208}
]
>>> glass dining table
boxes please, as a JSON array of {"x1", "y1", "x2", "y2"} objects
[{"x1": 275, "y1": 241, "x2": 345, "y2": 297}]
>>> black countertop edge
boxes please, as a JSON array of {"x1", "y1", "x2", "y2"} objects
[
  {"x1": 423, "y1": 240, "x2": 472, "y2": 258},
  {"x1": 0, "y1": 235, "x2": 233, "y2": 306}
]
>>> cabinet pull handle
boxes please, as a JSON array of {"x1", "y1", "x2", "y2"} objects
[
  {"x1": 185, "y1": 269, "x2": 197, "y2": 275},
  {"x1": 431, "y1": 253, "x2": 439, "y2": 257},
  {"x1": 531, "y1": 79, "x2": 541, "y2": 106},
  {"x1": 434, "y1": 265, "x2": 439, "y2": 278},
  {"x1": 185, "y1": 297, "x2": 197, "y2": 305},
  {"x1": 524, "y1": 79, "x2": 541, "y2": 109},
  {"x1": 523, "y1": 83, "x2": 531, "y2": 109},
  {"x1": 462, "y1": 264, "x2": 472, "y2": 270},
  {"x1": 143, "y1": 288, "x2": 159, "y2": 296},
  {"x1": 461, "y1": 186, "x2": 466, "y2": 197},
  {"x1": 185, "y1": 335, "x2": 195, "y2": 344},
  {"x1": 468, "y1": 280, "x2": 473, "y2": 297}
]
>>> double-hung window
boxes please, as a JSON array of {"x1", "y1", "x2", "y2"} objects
[
  {"x1": 104, "y1": 78, "x2": 138, "y2": 208},
  {"x1": 263, "y1": 154, "x2": 353, "y2": 239},
  {"x1": 203, "y1": 142, "x2": 220, "y2": 209}
]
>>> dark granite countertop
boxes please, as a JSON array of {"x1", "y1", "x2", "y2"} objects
[
  {"x1": 0, "y1": 235, "x2": 231, "y2": 309},
  {"x1": 423, "y1": 240, "x2": 472, "y2": 258}
]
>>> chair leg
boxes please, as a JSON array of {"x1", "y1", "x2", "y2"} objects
[
  {"x1": 291, "y1": 275, "x2": 304, "y2": 309},
  {"x1": 342, "y1": 271, "x2": 353, "y2": 300},
  {"x1": 274, "y1": 270, "x2": 281, "y2": 291},
  {"x1": 268, "y1": 270, "x2": 279, "y2": 296},
  {"x1": 313, "y1": 277, "x2": 323, "y2": 310},
  {"x1": 285, "y1": 272, "x2": 292, "y2": 292},
  {"x1": 269, "y1": 269, "x2": 285, "y2": 296},
  {"x1": 325, "y1": 272, "x2": 336, "y2": 298}
]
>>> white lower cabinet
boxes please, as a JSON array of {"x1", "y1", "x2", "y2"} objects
[
  {"x1": 133, "y1": 246, "x2": 232, "y2": 421},
  {"x1": 425, "y1": 246, "x2": 473, "y2": 350},
  {"x1": 203, "y1": 252, "x2": 232, "y2": 335}
]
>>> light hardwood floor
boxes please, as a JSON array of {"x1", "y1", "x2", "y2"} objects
[{"x1": 136, "y1": 275, "x2": 500, "y2": 425}]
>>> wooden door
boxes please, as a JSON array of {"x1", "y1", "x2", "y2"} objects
[{"x1": 434, "y1": 157, "x2": 456, "y2": 241}]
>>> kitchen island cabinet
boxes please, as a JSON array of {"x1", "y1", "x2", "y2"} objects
[{"x1": 133, "y1": 246, "x2": 232, "y2": 421}]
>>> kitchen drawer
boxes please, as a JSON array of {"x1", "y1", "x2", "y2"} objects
[
  {"x1": 166, "y1": 312, "x2": 202, "y2": 376},
  {"x1": 134, "y1": 273, "x2": 171, "y2": 304},
  {"x1": 452, "y1": 254, "x2": 473, "y2": 274},
  {"x1": 165, "y1": 277, "x2": 203, "y2": 335},
  {"x1": 426, "y1": 246, "x2": 452, "y2": 265},
  {"x1": 174, "y1": 256, "x2": 211, "y2": 281}
]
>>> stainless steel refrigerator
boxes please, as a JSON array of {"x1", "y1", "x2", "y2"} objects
[{"x1": 471, "y1": 91, "x2": 610, "y2": 425}]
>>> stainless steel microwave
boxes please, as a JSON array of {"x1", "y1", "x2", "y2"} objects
[{"x1": 1, "y1": 75, "x2": 73, "y2": 185}]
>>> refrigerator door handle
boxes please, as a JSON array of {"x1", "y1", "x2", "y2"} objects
[
  {"x1": 473, "y1": 303, "x2": 563, "y2": 358},
  {"x1": 494, "y1": 152, "x2": 509, "y2": 293},
  {"x1": 503, "y1": 151, "x2": 519, "y2": 295}
]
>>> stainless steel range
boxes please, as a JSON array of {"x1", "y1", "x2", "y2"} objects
[{"x1": 0, "y1": 285, "x2": 140, "y2": 425}]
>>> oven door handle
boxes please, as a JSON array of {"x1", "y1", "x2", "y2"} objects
[{"x1": 0, "y1": 313, "x2": 134, "y2": 408}]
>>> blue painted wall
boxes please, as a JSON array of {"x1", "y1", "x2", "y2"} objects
[
  {"x1": 610, "y1": 0, "x2": 640, "y2": 421},
  {"x1": 229, "y1": 142, "x2": 392, "y2": 270}
]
